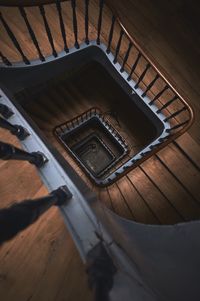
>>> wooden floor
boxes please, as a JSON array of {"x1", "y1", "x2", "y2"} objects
[
  {"x1": 0, "y1": 129, "x2": 93, "y2": 301},
  {"x1": 1, "y1": 1, "x2": 200, "y2": 300},
  {"x1": 17, "y1": 61, "x2": 200, "y2": 225}
]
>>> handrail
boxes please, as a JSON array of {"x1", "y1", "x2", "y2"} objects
[
  {"x1": 0, "y1": 115, "x2": 29, "y2": 140},
  {"x1": 0, "y1": 0, "x2": 67, "y2": 7},
  {"x1": 115, "y1": 17, "x2": 194, "y2": 137},
  {"x1": 0, "y1": 140, "x2": 48, "y2": 167},
  {"x1": 111, "y1": 3, "x2": 194, "y2": 141},
  {"x1": 0, "y1": 0, "x2": 194, "y2": 184},
  {"x1": 106, "y1": 2, "x2": 194, "y2": 142}
]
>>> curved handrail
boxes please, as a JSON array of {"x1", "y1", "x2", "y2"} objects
[
  {"x1": 0, "y1": 0, "x2": 67, "y2": 7},
  {"x1": 104, "y1": 1, "x2": 194, "y2": 139},
  {"x1": 0, "y1": 0, "x2": 194, "y2": 185},
  {"x1": 107, "y1": 1, "x2": 194, "y2": 145},
  {"x1": 114, "y1": 23, "x2": 193, "y2": 145},
  {"x1": 116, "y1": 18, "x2": 194, "y2": 138}
]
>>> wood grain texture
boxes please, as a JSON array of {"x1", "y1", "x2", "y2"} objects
[
  {"x1": 0, "y1": 1, "x2": 67, "y2": 6},
  {"x1": 0, "y1": 1, "x2": 200, "y2": 300},
  {"x1": 0, "y1": 131, "x2": 93, "y2": 301},
  {"x1": 17, "y1": 61, "x2": 200, "y2": 226}
]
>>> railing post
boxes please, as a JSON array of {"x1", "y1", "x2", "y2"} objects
[
  {"x1": 0, "y1": 103, "x2": 14, "y2": 119},
  {"x1": 127, "y1": 52, "x2": 142, "y2": 81},
  {"x1": 157, "y1": 96, "x2": 178, "y2": 113},
  {"x1": 0, "y1": 186, "x2": 72, "y2": 245},
  {"x1": 39, "y1": 5, "x2": 57, "y2": 57},
  {"x1": 0, "y1": 116, "x2": 29, "y2": 140},
  {"x1": 96, "y1": 0, "x2": 104, "y2": 45},
  {"x1": 71, "y1": 0, "x2": 79, "y2": 49},
  {"x1": 113, "y1": 29, "x2": 124, "y2": 64},
  {"x1": 0, "y1": 141, "x2": 48, "y2": 167},
  {"x1": 0, "y1": 51, "x2": 12, "y2": 66},
  {"x1": 106, "y1": 15, "x2": 115, "y2": 54},
  {"x1": 86, "y1": 243, "x2": 117, "y2": 301},
  {"x1": 164, "y1": 107, "x2": 187, "y2": 122},
  {"x1": 85, "y1": 0, "x2": 89, "y2": 45},
  {"x1": 19, "y1": 6, "x2": 45, "y2": 62},
  {"x1": 120, "y1": 41, "x2": 132, "y2": 72},
  {"x1": 142, "y1": 74, "x2": 159, "y2": 97},
  {"x1": 56, "y1": 0, "x2": 69, "y2": 53},
  {"x1": 166, "y1": 120, "x2": 190, "y2": 133},
  {"x1": 0, "y1": 12, "x2": 30, "y2": 65},
  {"x1": 149, "y1": 85, "x2": 168, "y2": 105},
  {"x1": 134, "y1": 63, "x2": 151, "y2": 89}
]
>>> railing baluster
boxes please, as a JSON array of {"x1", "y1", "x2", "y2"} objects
[
  {"x1": 157, "y1": 96, "x2": 178, "y2": 113},
  {"x1": 142, "y1": 74, "x2": 159, "y2": 97},
  {"x1": 120, "y1": 42, "x2": 132, "y2": 72},
  {"x1": 106, "y1": 15, "x2": 115, "y2": 54},
  {"x1": 85, "y1": 0, "x2": 89, "y2": 45},
  {"x1": 86, "y1": 243, "x2": 116, "y2": 301},
  {"x1": 113, "y1": 29, "x2": 124, "y2": 64},
  {"x1": 0, "y1": 141, "x2": 48, "y2": 167},
  {"x1": 56, "y1": 0, "x2": 69, "y2": 53},
  {"x1": 71, "y1": 0, "x2": 79, "y2": 49},
  {"x1": 134, "y1": 63, "x2": 151, "y2": 89},
  {"x1": 0, "y1": 51, "x2": 12, "y2": 66},
  {"x1": 0, "y1": 186, "x2": 72, "y2": 245},
  {"x1": 166, "y1": 120, "x2": 189, "y2": 132},
  {"x1": 19, "y1": 7, "x2": 45, "y2": 62},
  {"x1": 0, "y1": 103, "x2": 14, "y2": 119},
  {"x1": 149, "y1": 85, "x2": 168, "y2": 105},
  {"x1": 164, "y1": 107, "x2": 187, "y2": 122},
  {"x1": 127, "y1": 52, "x2": 142, "y2": 81},
  {"x1": 96, "y1": 0, "x2": 104, "y2": 45},
  {"x1": 39, "y1": 5, "x2": 57, "y2": 57},
  {"x1": 71, "y1": 119, "x2": 75, "y2": 127},
  {"x1": 0, "y1": 116, "x2": 29, "y2": 140},
  {"x1": 0, "y1": 12, "x2": 30, "y2": 65}
]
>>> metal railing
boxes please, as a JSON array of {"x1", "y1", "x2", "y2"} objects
[
  {"x1": 0, "y1": 3, "x2": 196, "y2": 299},
  {"x1": 0, "y1": 0, "x2": 194, "y2": 180},
  {"x1": 54, "y1": 107, "x2": 129, "y2": 185}
]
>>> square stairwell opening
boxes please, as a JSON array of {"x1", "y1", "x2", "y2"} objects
[
  {"x1": 16, "y1": 47, "x2": 171, "y2": 186},
  {"x1": 48, "y1": 57, "x2": 166, "y2": 186},
  {"x1": 54, "y1": 108, "x2": 128, "y2": 182},
  {"x1": 72, "y1": 133, "x2": 115, "y2": 177}
]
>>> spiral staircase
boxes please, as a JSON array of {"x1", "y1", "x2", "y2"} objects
[{"x1": 0, "y1": 1, "x2": 200, "y2": 301}]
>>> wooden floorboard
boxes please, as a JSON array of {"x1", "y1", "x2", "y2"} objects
[
  {"x1": 157, "y1": 144, "x2": 200, "y2": 202},
  {"x1": 17, "y1": 68, "x2": 200, "y2": 226},
  {"x1": 141, "y1": 156, "x2": 200, "y2": 221},
  {"x1": 127, "y1": 167, "x2": 182, "y2": 224},
  {"x1": 174, "y1": 134, "x2": 200, "y2": 171}
]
